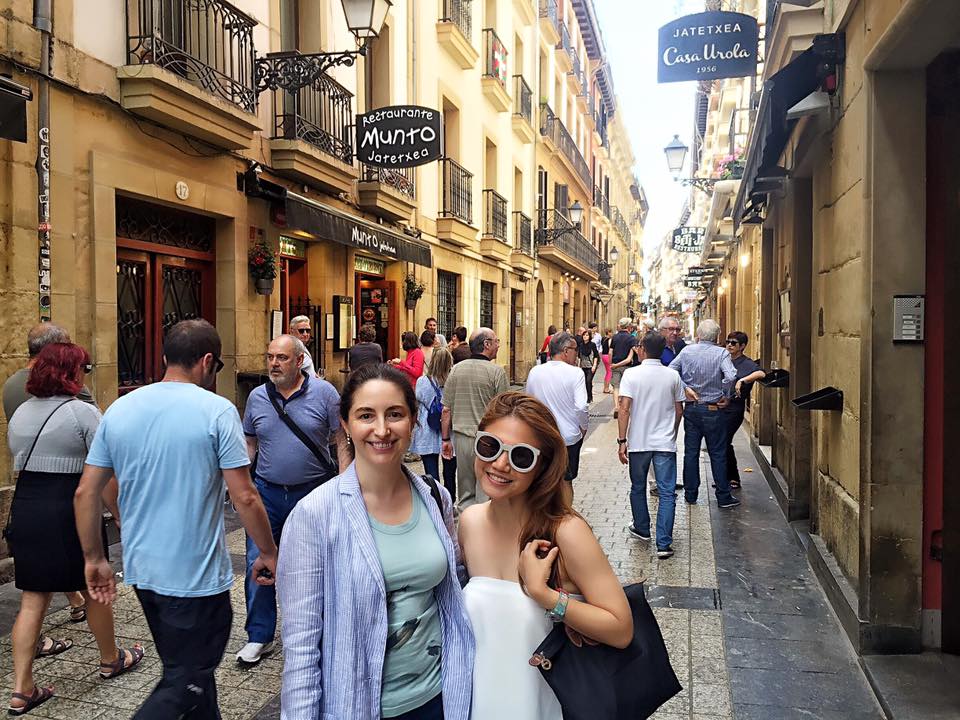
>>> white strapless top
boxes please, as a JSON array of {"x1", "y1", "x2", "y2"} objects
[{"x1": 464, "y1": 576, "x2": 563, "y2": 720}]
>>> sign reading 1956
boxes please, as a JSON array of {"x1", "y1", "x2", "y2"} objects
[
  {"x1": 658, "y1": 11, "x2": 759, "y2": 84},
  {"x1": 356, "y1": 105, "x2": 443, "y2": 169}
]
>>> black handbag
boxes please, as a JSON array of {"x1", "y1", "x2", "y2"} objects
[{"x1": 530, "y1": 582, "x2": 682, "y2": 719}]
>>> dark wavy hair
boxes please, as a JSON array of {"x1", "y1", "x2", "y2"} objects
[
  {"x1": 339, "y1": 363, "x2": 418, "y2": 424},
  {"x1": 401, "y1": 331, "x2": 420, "y2": 352},
  {"x1": 477, "y1": 392, "x2": 584, "y2": 550},
  {"x1": 26, "y1": 343, "x2": 90, "y2": 398}
]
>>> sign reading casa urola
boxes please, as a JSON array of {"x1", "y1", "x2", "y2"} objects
[
  {"x1": 356, "y1": 105, "x2": 443, "y2": 169},
  {"x1": 658, "y1": 11, "x2": 759, "y2": 83}
]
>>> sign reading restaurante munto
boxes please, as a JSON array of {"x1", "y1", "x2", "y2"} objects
[
  {"x1": 658, "y1": 11, "x2": 759, "y2": 84},
  {"x1": 356, "y1": 105, "x2": 443, "y2": 169}
]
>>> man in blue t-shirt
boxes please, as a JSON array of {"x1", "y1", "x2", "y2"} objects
[
  {"x1": 76, "y1": 319, "x2": 277, "y2": 719},
  {"x1": 236, "y1": 333, "x2": 344, "y2": 665}
]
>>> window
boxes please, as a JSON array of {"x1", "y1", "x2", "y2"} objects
[
  {"x1": 554, "y1": 183, "x2": 569, "y2": 216},
  {"x1": 480, "y1": 281, "x2": 495, "y2": 330},
  {"x1": 437, "y1": 270, "x2": 459, "y2": 340}
]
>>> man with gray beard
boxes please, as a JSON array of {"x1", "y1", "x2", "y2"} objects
[{"x1": 236, "y1": 334, "x2": 345, "y2": 665}]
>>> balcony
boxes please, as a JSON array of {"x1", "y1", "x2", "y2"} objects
[
  {"x1": 120, "y1": 0, "x2": 260, "y2": 149},
  {"x1": 536, "y1": 208, "x2": 600, "y2": 280},
  {"x1": 555, "y1": 23, "x2": 574, "y2": 73},
  {"x1": 538, "y1": 0, "x2": 561, "y2": 46},
  {"x1": 266, "y1": 56, "x2": 358, "y2": 195},
  {"x1": 511, "y1": 211, "x2": 535, "y2": 273},
  {"x1": 539, "y1": 104, "x2": 593, "y2": 191},
  {"x1": 438, "y1": 0, "x2": 479, "y2": 69},
  {"x1": 512, "y1": 75, "x2": 535, "y2": 143},
  {"x1": 593, "y1": 185, "x2": 611, "y2": 222},
  {"x1": 482, "y1": 29, "x2": 511, "y2": 112},
  {"x1": 438, "y1": 158, "x2": 478, "y2": 248},
  {"x1": 481, "y1": 190, "x2": 511, "y2": 261},
  {"x1": 612, "y1": 206, "x2": 631, "y2": 247},
  {"x1": 357, "y1": 165, "x2": 416, "y2": 222}
]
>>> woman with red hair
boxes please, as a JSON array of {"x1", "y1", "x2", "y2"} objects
[{"x1": 5, "y1": 343, "x2": 145, "y2": 715}]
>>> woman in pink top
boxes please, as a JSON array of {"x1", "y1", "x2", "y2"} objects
[{"x1": 391, "y1": 331, "x2": 425, "y2": 388}]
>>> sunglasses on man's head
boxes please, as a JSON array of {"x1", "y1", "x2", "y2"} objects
[
  {"x1": 474, "y1": 431, "x2": 541, "y2": 473},
  {"x1": 213, "y1": 355, "x2": 224, "y2": 373}
]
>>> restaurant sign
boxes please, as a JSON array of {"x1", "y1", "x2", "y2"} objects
[
  {"x1": 658, "y1": 12, "x2": 759, "y2": 84},
  {"x1": 672, "y1": 226, "x2": 706, "y2": 253},
  {"x1": 356, "y1": 105, "x2": 443, "y2": 169}
]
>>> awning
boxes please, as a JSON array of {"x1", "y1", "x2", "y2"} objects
[
  {"x1": 733, "y1": 33, "x2": 845, "y2": 227},
  {"x1": 279, "y1": 193, "x2": 432, "y2": 268}
]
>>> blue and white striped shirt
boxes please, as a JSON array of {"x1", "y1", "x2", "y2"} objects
[
  {"x1": 668, "y1": 341, "x2": 737, "y2": 404},
  {"x1": 277, "y1": 463, "x2": 475, "y2": 720}
]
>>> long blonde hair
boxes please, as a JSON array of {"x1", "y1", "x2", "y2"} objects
[{"x1": 426, "y1": 347, "x2": 453, "y2": 386}]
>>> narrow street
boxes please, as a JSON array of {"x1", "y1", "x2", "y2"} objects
[{"x1": 0, "y1": 390, "x2": 883, "y2": 719}]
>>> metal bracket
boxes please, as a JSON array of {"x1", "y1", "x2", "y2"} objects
[{"x1": 255, "y1": 49, "x2": 366, "y2": 95}]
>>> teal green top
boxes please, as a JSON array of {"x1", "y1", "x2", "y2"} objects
[{"x1": 369, "y1": 486, "x2": 447, "y2": 717}]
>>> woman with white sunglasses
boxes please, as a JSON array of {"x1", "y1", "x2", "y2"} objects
[{"x1": 458, "y1": 392, "x2": 632, "y2": 720}]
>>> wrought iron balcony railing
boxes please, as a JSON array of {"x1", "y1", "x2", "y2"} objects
[
  {"x1": 593, "y1": 185, "x2": 610, "y2": 220},
  {"x1": 483, "y1": 190, "x2": 508, "y2": 242},
  {"x1": 442, "y1": 0, "x2": 473, "y2": 42},
  {"x1": 126, "y1": 0, "x2": 257, "y2": 112},
  {"x1": 267, "y1": 53, "x2": 354, "y2": 163},
  {"x1": 513, "y1": 75, "x2": 533, "y2": 124},
  {"x1": 513, "y1": 211, "x2": 533, "y2": 256},
  {"x1": 536, "y1": 208, "x2": 600, "y2": 271},
  {"x1": 483, "y1": 29, "x2": 508, "y2": 87},
  {"x1": 540, "y1": 104, "x2": 592, "y2": 189},
  {"x1": 538, "y1": 0, "x2": 561, "y2": 36},
  {"x1": 612, "y1": 206, "x2": 631, "y2": 244},
  {"x1": 440, "y1": 158, "x2": 474, "y2": 225},
  {"x1": 361, "y1": 164, "x2": 415, "y2": 199}
]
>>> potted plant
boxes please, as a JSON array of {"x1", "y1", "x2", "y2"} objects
[
  {"x1": 248, "y1": 240, "x2": 277, "y2": 295},
  {"x1": 716, "y1": 149, "x2": 745, "y2": 180},
  {"x1": 404, "y1": 273, "x2": 426, "y2": 310}
]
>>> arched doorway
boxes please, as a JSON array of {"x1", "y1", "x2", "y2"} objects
[{"x1": 536, "y1": 281, "x2": 545, "y2": 339}]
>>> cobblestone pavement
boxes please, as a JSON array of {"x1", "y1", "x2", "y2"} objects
[{"x1": 0, "y1": 386, "x2": 878, "y2": 718}]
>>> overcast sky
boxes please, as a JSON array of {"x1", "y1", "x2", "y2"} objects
[{"x1": 594, "y1": 0, "x2": 702, "y2": 259}]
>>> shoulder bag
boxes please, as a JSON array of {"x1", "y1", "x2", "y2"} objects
[
  {"x1": 530, "y1": 572, "x2": 681, "y2": 719},
  {"x1": 267, "y1": 392, "x2": 337, "y2": 483}
]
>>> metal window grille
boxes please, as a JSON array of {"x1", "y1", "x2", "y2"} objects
[
  {"x1": 440, "y1": 158, "x2": 474, "y2": 224},
  {"x1": 480, "y1": 281, "x2": 494, "y2": 330},
  {"x1": 437, "y1": 271, "x2": 459, "y2": 340},
  {"x1": 483, "y1": 28, "x2": 508, "y2": 86},
  {"x1": 513, "y1": 75, "x2": 532, "y2": 123},
  {"x1": 513, "y1": 211, "x2": 533, "y2": 255},
  {"x1": 483, "y1": 190, "x2": 508, "y2": 242},
  {"x1": 126, "y1": 0, "x2": 257, "y2": 112},
  {"x1": 362, "y1": 164, "x2": 416, "y2": 199},
  {"x1": 441, "y1": 0, "x2": 472, "y2": 41}
]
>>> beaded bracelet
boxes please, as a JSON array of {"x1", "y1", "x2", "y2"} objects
[{"x1": 546, "y1": 590, "x2": 570, "y2": 623}]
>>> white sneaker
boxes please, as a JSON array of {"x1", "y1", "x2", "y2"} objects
[{"x1": 236, "y1": 641, "x2": 274, "y2": 665}]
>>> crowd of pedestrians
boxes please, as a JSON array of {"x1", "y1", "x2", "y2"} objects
[{"x1": 0, "y1": 310, "x2": 764, "y2": 718}]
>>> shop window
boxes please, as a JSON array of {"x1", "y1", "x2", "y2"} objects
[
  {"x1": 437, "y1": 270, "x2": 459, "y2": 340},
  {"x1": 480, "y1": 281, "x2": 495, "y2": 330}
]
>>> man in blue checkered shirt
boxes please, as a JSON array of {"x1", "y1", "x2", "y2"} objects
[{"x1": 668, "y1": 319, "x2": 740, "y2": 508}]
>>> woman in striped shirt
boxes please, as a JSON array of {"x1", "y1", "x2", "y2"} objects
[{"x1": 277, "y1": 363, "x2": 474, "y2": 720}]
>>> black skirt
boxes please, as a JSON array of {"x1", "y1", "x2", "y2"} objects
[{"x1": 4, "y1": 470, "x2": 106, "y2": 592}]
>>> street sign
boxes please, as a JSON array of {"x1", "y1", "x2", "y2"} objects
[
  {"x1": 356, "y1": 105, "x2": 443, "y2": 168},
  {"x1": 672, "y1": 226, "x2": 706, "y2": 253},
  {"x1": 658, "y1": 12, "x2": 760, "y2": 84},
  {"x1": 687, "y1": 265, "x2": 713, "y2": 277}
]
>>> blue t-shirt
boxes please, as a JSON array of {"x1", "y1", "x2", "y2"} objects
[
  {"x1": 242, "y1": 373, "x2": 340, "y2": 486},
  {"x1": 86, "y1": 382, "x2": 250, "y2": 597}
]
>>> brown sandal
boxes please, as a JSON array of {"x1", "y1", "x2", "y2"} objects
[
  {"x1": 68, "y1": 604, "x2": 87, "y2": 623},
  {"x1": 34, "y1": 637, "x2": 72, "y2": 658},
  {"x1": 99, "y1": 644, "x2": 145, "y2": 680},
  {"x1": 8, "y1": 686, "x2": 54, "y2": 716}
]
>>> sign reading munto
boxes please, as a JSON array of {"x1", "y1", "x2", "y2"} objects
[
  {"x1": 658, "y1": 12, "x2": 759, "y2": 83},
  {"x1": 672, "y1": 226, "x2": 706, "y2": 253},
  {"x1": 356, "y1": 105, "x2": 443, "y2": 168}
]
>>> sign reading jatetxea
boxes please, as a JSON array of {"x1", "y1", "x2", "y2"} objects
[
  {"x1": 658, "y1": 12, "x2": 759, "y2": 83},
  {"x1": 356, "y1": 105, "x2": 443, "y2": 168}
]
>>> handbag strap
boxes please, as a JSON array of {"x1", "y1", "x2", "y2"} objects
[
  {"x1": 427, "y1": 376, "x2": 441, "y2": 399},
  {"x1": 267, "y1": 389, "x2": 332, "y2": 475},
  {"x1": 19, "y1": 398, "x2": 75, "y2": 473}
]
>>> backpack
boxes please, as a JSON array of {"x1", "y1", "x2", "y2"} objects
[{"x1": 426, "y1": 377, "x2": 444, "y2": 432}]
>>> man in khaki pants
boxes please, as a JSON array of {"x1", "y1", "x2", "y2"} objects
[{"x1": 440, "y1": 328, "x2": 509, "y2": 509}]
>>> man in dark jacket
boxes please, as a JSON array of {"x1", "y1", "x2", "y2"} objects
[{"x1": 658, "y1": 316, "x2": 687, "y2": 366}]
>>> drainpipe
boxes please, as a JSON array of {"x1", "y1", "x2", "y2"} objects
[{"x1": 34, "y1": 0, "x2": 52, "y2": 322}]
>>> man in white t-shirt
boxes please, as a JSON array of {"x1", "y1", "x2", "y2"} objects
[
  {"x1": 525, "y1": 331, "x2": 589, "y2": 484},
  {"x1": 617, "y1": 332, "x2": 684, "y2": 559}
]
